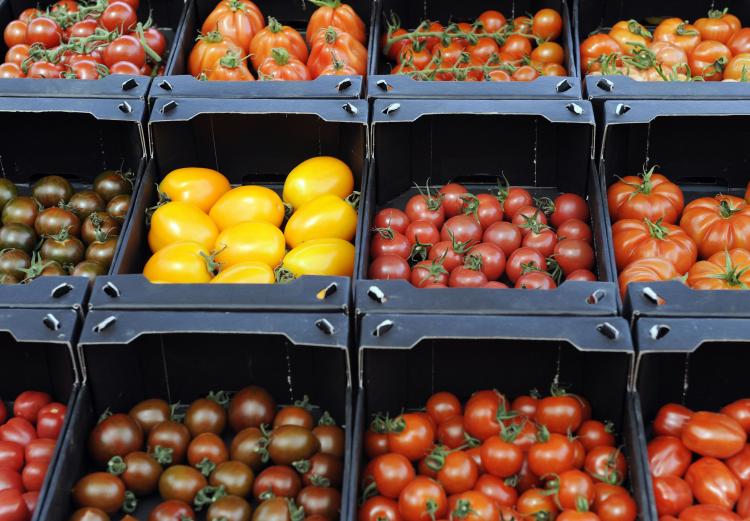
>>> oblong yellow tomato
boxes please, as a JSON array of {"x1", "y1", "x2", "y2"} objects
[
  {"x1": 209, "y1": 185, "x2": 284, "y2": 230},
  {"x1": 159, "y1": 167, "x2": 231, "y2": 212},
  {"x1": 148, "y1": 201, "x2": 219, "y2": 253},
  {"x1": 214, "y1": 222, "x2": 285, "y2": 268},
  {"x1": 281, "y1": 238, "x2": 354, "y2": 277},
  {"x1": 283, "y1": 156, "x2": 354, "y2": 210},
  {"x1": 284, "y1": 194, "x2": 357, "y2": 248},
  {"x1": 210, "y1": 261, "x2": 275, "y2": 284},
  {"x1": 143, "y1": 242, "x2": 215, "y2": 283}
]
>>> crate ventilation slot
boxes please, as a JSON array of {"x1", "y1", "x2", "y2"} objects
[
  {"x1": 555, "y1": 79, "x2": 573, "y2": 93},
  {"x1": 316, "y1": 283, "x2": 337, "y2": 300},
  {"x1": 615, "y1": 104, "x2": 631, "y2": 116},
  {"x1": 121, "y1": 78, "x2": 138, "y2": 91},
  {"x1": 118, "y1": 102, "x2": 132, "y2": 114},
  {"x1": 649, "y1": 324, "x2": 671, "y2": 340},
  {"x1": 160, "y1": 100, "x2": 178, "y2": 114},
  {"x1": 596, "y1": 322, "x2": 619, "y2": 340},
  {"x1": 373, "y1": 320, "x2": 393, "y2": 337},
  {"x1": 597, "y1": 78, "x2": 614, "y2": 92},
  {"x1": 586, "y1": 289, "x2": 606, "y2": 305},
  {"x1": 159, "y1": 80, "x2": 173, "y2": 91},
  {"x1": 367, "y1": 286, "x2": 386, "y2": 303},
  {"x1": 342, "y1": 103, "x2": 358, "y2": 115},
  {"x1": 641, "y1": 287, "x2": 663, "y2": 305},
  {"x1": 376, "y1": 79, "x2": 391, "y2": 91},
  {"x1": 566, "y1": 103, "x2": 584, "y2": 115},
  {"x1": 50, "y1": 283, "x2": 73, "y2": 299},
  {"x1": 382, "y1": 103, "x2": 400, "y2": 115},
  {"x1": 42, "y1": 314, "x2": 60, "y2": 331},
  {"x1": 93, "y1": 316, "x2": 116, "y2": 333},
  {"x1": 102, "y1": 282, "x2": 121, "y2": 298},
  {"x1": 315, "y1": 319, "x2": 335, "y2": 335},
  {"x1": 335, "y1": 78, "x2": 352, "y2": 91}
]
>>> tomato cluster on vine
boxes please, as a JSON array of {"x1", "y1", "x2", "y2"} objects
[
  {"x1": 381, "y1": 8, "x2": 568, "y2": 82},
  {"x1": 188, "y1": 0, "x2": 367, "y2": 81},
  {"x1": 0, "y1": 391, "x2": 67, "y2": 521},
  {"x1": 1, "y1": 0, "x2": 167, "y2": 79},
  {"x1": 581, "y1": 10, "x2": 750, "y2": 82},
  {"x1": 368, "y1": 180, "x2": 596, "y2": 289},
  {"x1": 648, "y1": 399, "x2": 750, "y2": 520},
  {"x1": 609, "y1": 168, "x2": 750, "y2": 294},
  {"x1": 359, "y1": 387, "x2": 637, "y2": 521},
  {"x1": 70, "y1": 387, "x2": 345, "y2": 521}
]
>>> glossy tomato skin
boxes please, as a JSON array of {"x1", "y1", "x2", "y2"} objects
[
  {"x1": 0, "y1": 442, "x2": 23, "y2": 473},
  {"x1": 372, "y1": 453, "x2": 415, "y2": 499},
  {"x1": 685, "y1": 457, "x2": 741, "y2": 509},
  {"x1": 558, "y1": 218, "x2": 593, "y2": 243},
  {"x1": 469, "y1": 243, "x2": 505, "y2": 280},
  {"x1": 158, "y1": 465, "x2": 207, "y2": 503},
  {"x1": 679, "y1": 195, "x2": 750, "y2": 259},
  {"x1": 528, "y1": 432, "x2": 575, "y2": 477},
  {"x1": 88, "y1": 414, "x2": 143, "y2": 466},
  {"x1": 388, "y1": 413, "x2": 434, "y2": 462},
  {"x1": 655, "y1": 404, "x2": 693, "y2": 437},
  {"x1": 253, "y1": 465, "x2": 302, "y2": 500},
  {"x1": 371, "y1": 230, "x2": 410, "y2": 259},
  {"x1": 72, "y1": 472, "x2": 125, "y2": 513},
  {"x1": 536, "y1": 394, "x2": 584, "y2": 434},
  {"x1": 506, "y1": 247, "x2": 547, "y2": 283},
  {"x1": 473, "y1": 474, "x2": 517, "y2": 508},
  {"x1": 578, "y1": 420, "x2": 616, "y2": 451},
  {"x1": 648, "y1": 436, "x2": 692, "y2": 478},
  {"x1": 13, "y1": 392, "x2": 51, "y2": 424},
  {"x1": 449, "y1": 266, "x2": 487, "y2": 288},
  {"x1": 585, "y1": 446, "x2": 627, "y2": 485},
  {"x1": 681, "y1": 411, "x2": 746, "y2": 459},
  {"x1": 480, "y1": 436, "x2": 523, "y2": 479},
  {"x1": 482, "y1": 222, "x2": 522, "y2": 257},
  {"x1": 129, "y1": 399, "x2": 170, "y2": 435},
  {"x1": 359, "y1": 496, "x2": 401, "y2": 521},
  {"x1": 554, "y1": 239, "x2": 595, "y2": 276},
  {"x1": 398, "y1": 477, "x2": 447, "y2": 521},
  {"x1": 369, "y1": 255, "x2": 411, "y2": 281},
  {"x1": 463, "y1": 390, "x2": 505, "y2": 441},
  {"x1": 653, "y1": 476, "x2": 693, "y2": 517},
  {"x1": 721, "y1": 399, "x2": 750, "y2": 434},
  {"x1": 228, "y1": 386, "x2": 276, "y2": 432},
  {"x1": 550, "y1": 194, "x2": 589, "y2": 228},
  {"x1": 500, "y1": 187, "x2": 533, "y2": 219},
  {"x1": 597, "y1": 492, "x2": 637, "y2": 521},
  {"x1": 0, "y1": 469, "x2": 22, "y2": 492},
  {"x1": 405, "y1": 221, "x2": 440, "y2": 247},
  {"x1": 612, "y1": 218, "x2": 697, "y2": 274},
  {"x1": 678, "y1": 504, "x2": 741, "y2": 521},
  {"x1": 21, "y1": 460, "x2": 47, "y2": 492},
  {"x1": 441, "y1": 215, "x2": 483, "y2": 244},
  {"x1": 726, "y1": 444, "x2": 750, "y2": 488},
  {"x1": 608, "y1": 171, "x2": 684, "y2": 224},
  {"x1": 0, "y1": 489, "x2": 29, "y2": 521},
  {"x1": 517, "y1": 488, "x2": 558, "y2": 520},
  {"x1": 148, "y1": 500, "x2": 195, "y2": 521},
  {"x1": 147, "y1": 421, "x2": 190, "y2": 465},
  {"x1": 436, "y1": 415, "x2": 466, "y2": 449},
  {"x1": 0, "y1": 419, "x2": 36, "y2": 448},
  {"x1": 426, "y1": 392, "x2": 461, "y2": 425},
  {"x1": 439, "y1": 184, "x2": 468, "y2": 217},
  {"x1": 36, "y1": 402, "x2": 66, "y2": 439},
  {"x1": 405, "y1": 194, "x2": 445, "y2": 228}
]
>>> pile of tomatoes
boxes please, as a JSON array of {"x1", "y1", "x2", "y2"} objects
[
  {"x1": 187, "y1": 0, "x2": 367, "y2": 81},
  {"x1": 381, "y1": 8, "x2": 568, "y2": 82},
  {"x1": 648, "y1": 399, "x2": 750, "y2": 520},
  {"x1": 368, "y1": 181, "x2": 596, "y2": 289},
  {"x1": 580, "y1": 10, "x2": 750, "y2": 82},
  {"x1": 1, "y1": 0, "x2": 167, "y2": 79},
  {"x1": 144, "y1": 157, "x2": 357, "y2": 284},
  {"x1": 609, "y1": 168, "x2": 750, "y2": 295},
  {"x1": 0, "y1": 172, "x2": 131, "y2": 284},
  {"x1": 70, "y1": 387, "x2": 345, "y2": 520},
  {"x1": 0, "y1": 391, "x2": 67, "y2": 521},
  {"x1": 360, "y1": 387, "x2": 637, "y2": 521}
]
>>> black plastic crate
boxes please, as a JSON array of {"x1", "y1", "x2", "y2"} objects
[
  {"x1": 634, "y1": 317, "x2": 750, "y2": 521},
  {"x1": 598, "y1": 99, "x2": 750, "y2": 319},
  {"x1": 366, "y1": 0, "x2": 581, "y2": 100},
  {"x1": 39, "y1": 309, "x2": 352, "y2": 521},
  {"x1": 0, "y1": 97, "x2": 146, "y2": 308},
  {"x1": 149, "y1": 0, "x2": 374, "y2": 100},
  {"x1": 0, "y1": 0, "x2": 188, "y2": 98},
  {"x1": 0, "y1": 307, "x2": 80, "y2": 521},
  {"x1": 355, "y1": 98, "x2": 619, "y2": 317},
  {"x1": 348, "y1": 314, "x2": 648, "y2": 521},
  {"x1": 88, "y1": 97, "x2": 367, "y2": 312},
  {"x1": 575, "y1": 0, "x2": 750, "y2": 102}
]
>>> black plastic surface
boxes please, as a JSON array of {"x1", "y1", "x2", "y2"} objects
[
  {"x1": 0, "y1": 0, "x2": 188, "y2": 98},
  {"x1": 348, "y1": 314, "x2": 649, "y2": 521},
  {"x1": 575, "y1": 0, "x2": 750, "y2": 101},
  {"x1": 0, "y1": 307, "x2": 80, "y2": 521},
  {"x1": 367, "y1": 0, "x2": 581, "y2": 99},
  {"x1": 42, "y1": 309, "x2": 352, "y2": 521},
  {"x1": 355, "y1": 98, "x2": 619, "y2": 317},
  {"x1": 599, "y1": 100, "x2": 750, "y2": 319},
  {"x1": 0, "y1": 97, "x2": 146, "y2": 309},
  {"x1": 634, "y1": 317, "x2": 750, "y2": 521},
  {"x1": 150, "y1": 0, "x2": 373, "y2": 100},
  {"x1": 89, "y1": 98, "x2": 367, "y2": 312}
]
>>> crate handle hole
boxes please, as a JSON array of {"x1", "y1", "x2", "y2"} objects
[
  {"x1": 335, "y1": 78, "x2": 352, "y2": 91},
  {"x1": 42, "y1": 314, "x2": 60, "y2": 331},
  {"x1": 376, "y1": 79, "x2": 391, "y2": 91},
  {"x1": 316, "y1": 283, "x2": 337, "y2": 300},
  {"x1": 118, "y1": 102, "x2": 132, "y2": 114},
  {"x1": 160, "y1": 100, "x2": 178, "y2": 114},
  {"x1": 642, "y1": 287, "x2": 664, "y2": 305},
  {"x1": 596, "y1": 322, "x2": 620, "y2": 340},
  {"x1": 373, "y1": 320, "x2": 393, "y2": 337},
  {"x1": 102, "y1": 282, "x2": 121, "y2": 298},
  {"x1": 555, "y1": 79, "x2": 572, "y2": 93},
  {"x1": 382, "y1": 103, "x2": 400, "y2": 115},
  {"x1": 50, "y1": 283, "x2": 73, "y2": 298},
  {"x1": 93, "y1": 316, "x2": 116, "y2": 333},
  {"x1": 121, "y1": 78, "x2": 138, "y2": 91},
  {"x1": 367, "y1": 286, "x2": 386, "y2": 303},
  {"x1": 315, "y1": 319, "x2": 335, "y2": 335},
  {"x1": 566, "y1": 103, "x2": 584, "y2": 115},
  {"x1": 649, "y1": 324, "x2": 671, "y2": 340},
  {"x1": 586, "y1": 289, "x2": 606, "y2": 305},
  {"x1": 615, "y1": 103, "x2": 631, "y2": 116},
  {"x1": 342, "y1": 102, "x2": 358, "y2": 115},
  {"x1": 597, "y1": 78, "x2": 614, "y2": 92},
  {"x1": 159, "y1": 80, "x2": 173, "y2": 91}
]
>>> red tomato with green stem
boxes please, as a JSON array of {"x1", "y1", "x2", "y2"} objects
[
  {"x1": 371, "y1": 228, "x2": 410, "y2": 259},
  {"x1": 441, "y1": 215, "x2": 483, "y2": 244},
  {"x1": 473, "y1": 474, "x2": 516, "y2": 508},
  {"x1": 482, "y1": 222, "x2": 522, "y2": 257},
  {"x1": 547, "y1": 470, "x2": 595, "y2": 510},
  {"x1": 596, "y1": 492, "x2": 637, "y2": 521},
  {"x1": 405, "y1": 221, "x2": 440, "y2": 247},
  {"x1": 578, "y1": 421, "x2": 616, "y2": 451},
  {"x1": 468, "y1": 244, "x2": 505, "y2": 281},
  {"x1": 463, "y1": 390, "x2": 508, "y2": 442},
  {"x1": 462, "y1": 194, "x2": 503, "y2": 229},
  {"x1": 528, "y1": 427, "x2": 576, "y2": 476},
  {"x1": 448, "y1": 490, "x2": 498, "y2": 521},
  {"x1": 536, "y1": 389, "x2": 584, "y2": 434},
  {"x1": 522, "y1": 227, "x2": 558, "y2": 258},
  {"x1": 388, "y1": 413, "x2": 434, "y2": 462},
  {"x1": 21, "y1": 460, "x2": 47, "y2": 492},
  {"x1": 480, "y1": 432, "x2": 523, "y2": 478},
  {"x1": 506, "y1": 247, "x2": 547, "y2": 283},
  {"x1": 405, "y1": 190, "x2": 445, "y2": 228},
  {"x1": 25, "y1": 17, "x2": 61, "y2": 48},
  {"x1": 512, "y1": 206, "x2": 548, "y2": 235},
  {"x1": 515, "y1": 271, "x2": 557, "y2": 289},
  {"x1": 374, "y1": 208, "x2": 410, "y2": 235},
  {"x1": 540, "y1": 194, "x2": 590, "y2": 228},
  {"x1": 99, "y1": 1, "x2": 137, "y2": 33},
  {"x1": 359, "y1": 496, "x2": 401, "y2": 521},
  {"x1": 438, "y1": 183, "x2": 469, "y2": 218},
  {"x1": 398, "y1": 477, "x2": 447, "y2": 521},
  {"x1": 584, "y1": 446, "x2": 627, "y2": 485},
  {"x1": 498, "y1": 184, "x2": 533, "y2": 219},
  {"x1": 431, "y1": 449, "x2": 478, "y2": 494},
  {"x1": 517, "y1": 488, "x2": 559, "y2": 520},
  {"x1": 607, "y1": 167, "x2": 684, "y2": 225},
  {"x1": 449, "y1": 261, "x2": 488, "y2": 288},
  {"x1": 0, "y1": 488, "x2": 29, "y2": 521},
  {"x1": 512, "y1": 394, "x2": 539, "y2": 419},
  {"x1": 411, "y1": 258, "x2": 449, "y2": 288},
  {"x1": 533, "y1": 8, "x2": 563, "y2": 40},
  {"x1": 428, "y1": 239, "x2": 471, "y2": 272}
]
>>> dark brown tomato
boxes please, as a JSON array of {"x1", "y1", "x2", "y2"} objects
[
  {"x1": 2, "y1": 197, "x2": 40, "y2": 227},
  {"x1": 185, "y1": 397, "x2": 226, "y2": 437},
  {"x1": 228, "y1": 386, "x2": 276, "y2": 432},
  {"x1": 0, "y1": 180, "x2": 18, "y2": 212},
  {"x1": 148, "y1": 500, "x2": 195, "y2": 521},
  {"x1": 40, "y1": 232, "x2": 84, "y2": 266},
  {"x1": 482, "y1": 221, "x2": 522, "y2": 257},
  {"x1": 81, "y1": 212, "x2": 120, "y2": 246},
  {"x1": 69, "y1": 507, "x2": 111, "y2": 521},
  {"x1": 187, "y1": 432, "x2": 228, "y2": 468},
  {"x1": 94, "y1": 170, "x2": 132, "y2": 202},
  {"x1": 274, "y1": 405, "x2": 314, "y2": 430},
  {"x1": 253, "y1": 465, "x2": 302, "y2": 500},
  {"x1": 110, "y1": 451, "x2": 162, "y2": 496},
  {"x1": 297, "y1": 486, "x2": 341, "y2": 519},
  {"x1": 148, "y1": 421, "x2": 190, "y2": 465},
  {"x1": 106, "y1": 194, "x2": 130, "y2": 220},
  {"x1": 252, "y1": 497, "x2": 297, "y2": 521},
  {"x1": 72, "y1": 472, "x2": 125, "y2": 513},
  {"x1": 68, "y1": 190, "x2": 105, "y2": 220},
  {"x1": 312, "y1": 422, "x2": 345, "y2": 459},
  {"x1": 269, "y1": 425, "x2": 320, "y2": 465},
  {"x1": 158, "y1": 465, "x2": 207, "y2": 503},
  {"x1": 210, "y1": 461, "x2": 255, "y2": 497},
  {"x1": 31, "y1": 176, "x2": 73, "y2": 208},
  {"x1": 0, "y1": 249, "x2": 29, "y2": 279},
  {"x1": 85, "y1": 238, "x2": 118, "y2": 269},
  {"x1": 296, "y1": 453, "x2": 343, "y2": 488},
  {"x1": 34, "y1": 207, "x2": 80, "y2": 237},
  {"x1": 88, "y1": 413, "x2": 144, "y2": 466},
  {"x1": 128, "y1": 398, "x2": 170, "y2": 434},
  {"x1": 0, "y1": 224, "x2": 36, "y2": 254},
  {"x1": 230, "y1": 427, "x2": 264, "y2": 471},
  {"x1": 556, "y1": 218, "x2": 592, "y2": 243},
  {"x1": 72, "y1": 260, "x2": 106, "y2": 280},
  {"x1": 207, "y1": 495, "x2": 252, "y2": 521}
]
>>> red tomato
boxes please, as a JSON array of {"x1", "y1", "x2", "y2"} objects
[
  {"x1": 729, "y1": 28, "x2": 750, "y2": 56},
  {"x1": 436, "y1": 416, "x2": 466, "y2": 450},
  {"x1": 579, "y1": 34, "x2": 622, "y2": 73},
  {"x1": 506, "y1": 247, "x2": 547, "y2": 283},
  {"x1": 0, "y1": 444, "x2": 22, "y2": 473},
  {"x1": 99, "y1": 1, "x2": 137, "y2": 33},
  {"x1": 428, "y1": 240, "x2": 469, "y2": 272},
  {"x1": 654, "y1": 404, "x2": 693, "y2": 437},
  {"x1": 517, "y1": 488, "x2": 559, "y2": 520},
  {"x1": 738, "y1": 486, "x2": 750, "y2": 517},
  {"x1": 685, "y1": 457, "x2": 741, "y2": 509},
  {"x1": 0, "y1": 420, "x2": 36, "y2": 448},
  {"x1": 372, "y1": 453, "x2": 415, "y2": 499},
  {"x1": 512, "y1": 206, "x2": 548, "y2": 235},
  {"x1": 142, "y1": 27, "x2": 166, "y2": 58},
  {"x1": 464, "y1": 194, "x2": 503, "y2": 230},
  {"x1": 678, "y1": 504, "x2": 741, "y2": 521},
  {"x1": 721, "y1": 399, "x2": 750, "y2": 434},
  {"x1": 689, "y1": 41, "x2": 732, "y2": 81},
  {"x1": 438, "y1": 184, "x2": 468, "y2": 217},
  {"x1": 365, "y1": 429, "x2": 389, "y2": 459},
  {"x1": 726, "y1": 444, "x2": 750, "y2": 488},
  {"x1": 388, "y1": 413, "x2": 434, "y2": 462},
  {"x1": 21, "y1": 461, "x2": 47, "y2": 492},
  {"x1": 549, "y1": 470, "x2": 595, "y2": 510},
  {"x1": 464, "y1": 390, "x2": 506, "y2": 441},
  {"x1": 567, "y1": 269, "x2": 597, "y2": 281},
  {"x1": 359, "y1": 496, "x2": 401, "y2": 521},
  {"x1": 21, "y1": 491, "x2": 36, "y2": 515},
  {"x1": 523, "y1": 228, "x2": 558, "y2": 258},
  {"x1": 0, "y1": 469, "x2": 23, "y2": 492},
  {"x1": 653, "y1": 476, "x2": 693, "y2": 517},
  {"x1": 681, "y1": 412, "x2": 746, "y2": 459},
  {"x1": 597, "y1": 492, "x2": 636, "y2": 521},
  {"x1": 482, "y1": 222, "x2": 522, "y2": 257},
  {"x1": 480, "y1": 436, "x2": 523, "y2": 478},
  {"x1": 473, "y1": 474, "x2": 516, "y2": 508},
  {"x1": 448, "y1": 490, "x2": 498, "y2": 521},
  {"x1": 554, "y1": 239, "x2": 595, "y2": 276},
  {"x1": 449, "y1": 265, "x2": 488, "y2": 288},
  {"x1": 501, "y1": 34, "x2": 532, "y2": 59},
  {"x1": 411, "y1": 259, "x2": 449, "y2": 288},
  {"x1": 584, "y1": 446, "x2": 627, "y2": 485},
  {"x1": 533, "y1": 8, "x2": 563, "y2": 40},
  {"x1": 536, "y1": 393, "x2": 584, "y2": 434},
  {"x1": 500, "y1": 186, "x2": 533, "y2": 218},
  {"x1": 369, "y1": 255, "x2": 410, "y2": 281},
  {"x1": 648, "y1": 436, "x2": 692, "y2": 478},
  {"x1": 607, "y1": 169, "x2": 684, "y2": 225},
  {"x1": 3, "y1": 21, "x2": 27, "y2": 48},
  {"x1": 436, "y1": 451, "x2": 478, "y2": 495},
  {"x1": 25, "y1": 17, "x2": 61, "y2": 48},
  {"x1": 36, "y1": 402, "x2": 66, "y2": 440},
  {"x1": 426, "y1": 392, "x2": 461, "y2": 425},
  {"x1": 374, "y1": 208, "x2": 410, "y2": 235},
  {"x1": 528, "y1": 429, "x2": 575, "y2": 476},
  {"x1": 468, "y1": 244, "x2": 505, "y2": 280},
  {"x1": 405, "y1": 192, "x2": 445, "y2": 228},
  {"x1": 512, "y1": 395, "x2": 538, "y2": 419},
  {"x1": 441, "y1": 215, "x2": 483, "y2": 244},
  {"x1": 547, "y1": 194, "x2": 590, "y2": 228},
  {"x1": 24, "y1": 439, "x2": 55, "y2": 465},
  {"x1": 0, "y1": 489, "x2": 29, "y2": 521},
  {"x1": 482, "y1": 281, "x2": 508, "y2": 288},
  {"x1": 515, "y1": 271, "x2": 557, "y2": 289},
  {"x1": 593, "y1": 483, "x2": 629, "y2": 509},
  {"x1": 398, "y1": 477, "x2": 447, "y2": 521},
  {"x1": 578, "y1": 421, "x2": 616, "y2": 451},
  {"x1": 405, "y1": 221, "x2": 440, "y2": 247},
  {"x1": 371, "y1": 229, "x2": 410, "y2": 260}
]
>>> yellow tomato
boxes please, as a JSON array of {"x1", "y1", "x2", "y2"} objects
[
  {"x1": 284, "y1": 194, "x2": 357, "y2": 248},
  {"x1": 148, "y1": 201, "x2": 219, "y2": 253},
  {"x1": 143, "y1": 242, "x2": 215, "y2": 283},
  {"x1": 283, "y1": 156, "x2": 354, "y2": 210},
  {"x1": 210, "y1": 261, "x2": 275, "y2": 284},
  {"x1": 281, "y1": 238, "x2": 355, "y2": 278},
  {"x1": 209, "y1": 185, "x2": 285, "y2": 230},
  {"x1": 159, "y1": 167, "x2": 231, "y2": 212},
  {"x1": 214, "y1": 222, "x2": 286, "y2": 268}
]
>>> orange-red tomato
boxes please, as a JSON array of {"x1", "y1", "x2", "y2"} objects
[
  {"x1": 681, "y1": 411, "x2": 747, "y2": 458},
  {"x1": 653, "y1": 18, "x2": 702, "y2": 55},
  {"x1": 188, "y1": 32, "x2": 242, "y2": 77},
  {"x1": 306, "y1": 0, "x2": 366, "y2": 46},
  {"x1": 201, "y1": 0, "x2": 264, "y2": 53},
  {"x1": 729, "y1": 28, "x2": 750, "y2": 56},
  {"x1": 249, "y1": 17, "x2": 307, "y2": 70},
  {"x1": 580, "y1": 34, "x2": 622, "y2": 73},
  {"x1": 724, "y1": 53, "x2": 750, "y2": 81},
  {"x1": 612, "y1": 218, "x2": 697, "y2": 274},
  {"x1": 685, "y1": 457, "x2": 741, "y2": 510},
  {"x1": 687, "y1": 249, "x2": 750, "y2": 290},
  {"x1": 694, "y1": 14, "x2": 733, "y2": 44},
  {"x1": 608, "y1": 168, "x2": 684, "y2": 224},
  {"x1": 689, "y1": 41, "x2": 732, "y2": 81},
  {"x1": 680, "y1": 195, "x2": 750, "y2": 259},
  {"x1": 257, "y1": 48, "x2": 311, "y2": 80},
  {"x1": 202, "y1": 50, "x2": 255, "y2": 81},
  {"x1": 308, "y1": 27, "x2": 367, "y2": 78},
  {"x1": 618, "y1": 258, "x2": 680, "y2": 296}
]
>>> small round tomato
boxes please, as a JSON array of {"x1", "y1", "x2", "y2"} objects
[
  {"x1": 13, "y1": 391, "x2": 51, "y2": 424},
  {"x1": 506, "y1": 247, "x2": 547, "y2": 283},
  {"x1": 517, "y1": 488, "x2": 558, "y2": 520},
  {"x1": 25, "y1": 439, "x2": 55, "y2": 465},
  {"x1": 653, "y1": 476, "x2": 693, "y2": 517},
  {"x1": 405, "y1": 192, "x2": 445, "y2": 228},
  {"x1": 464, "y1": 390, "x2": 507, "y2": 441},
  {"x1": 585, "y1": 446, "x2": 627, "y2": 485},
  {"x1": 532, "y1": 8, "x2": 562, "y2": 40},
  {"x1": 436, "y1": 415, "x2": 466, "y2": 449},
  {"x1": 88, "y1": 414, "x2": 143, "y2": 466},
  {"x1": 522, "y1": 228, "x2": 557, "y2": 258},
  {"x1": 448, "y1": 490, "x2": 498, "y2": 521},
  {"x1": 681, "y1": 411, "x2": 746, "y2": 459},
  {"x1": 21, "y1": 460, "x2": 47, "y2": 492},
  {"x1": 371, "y1": 229, "x2": 410, "y2": 259},
  {"x1": 468, "y1": 243, "x2": 505, "y2": 281},
  {"x1": 597, "y1": 492, "x2": 636, "y2": 521},
  {"x1": 388, "y1": 413, "x2": 434, "y2": 462},
  {"x1": 480, "y1": 436, "x2": 523, "y2": 479},
  {"x1": 648, "y1": 436, "x2": 692, "y2": 478},
  {"x1": 482, "y1": 222, "x2": 522, "y2": 257},
  {"x1": 441, "y1": 215, "x2": 483, "y2": 244},
  {"x1": 411, "y1": 259, "x2": 449, "y2": 288},
  {"x1": 449, "y1": 265, "x2": 488, "y2": 288},
  {"x1": 548, "y1": 469, "x2": 595, "y2": 510},
  {"x1": 426, "y1": 392, "x2": 462, "y2": 425},
  {"x1": 528, "y1": 429, "x2": 575, "y2": 476},
  {"x1": 554, "y1": 239, "x2": 594, "y2": 276},
  {"x1": 516, "y1": 271, "x2": 557, "y2": 289},
  {"x1": 473, "y1": 474, "x2": 517, "y2": 508},
  {"x1": 578, "y1": 421, "x2": 616, "y2": 451},
  {"x1": 148, "y1": 500, "x2": 195, "y2": 521},
  {"x1": 372, "y1": 453, "x2": 415, "y2": 499},
  {"x1": 369, "y1": 255, "x2": 411, "y2": 281},
  {"x1": 439, "y1": 183, "x2": 469, "y2": 217},
  {"x1": 405, "y1": 220, "x2": 440, "y2": 246},
  {"x1": 374, "y1": 208, "x2": 410, "y2": 235},
  {"x1": 499, "y1": 186, "x2": 533, "y2": 218},
  {"x1": 512, "y1": 206, "x2": 548, "y2": 235},
  {"x1": 463, "y1": 194, "x2": 503, "y2": 229},
  {"x1": 536, "y1": 392, "x2": 584, "y2": 434},
  {"x1": 398, "y1": 477, "x2": 447, "y2": 521},
  {"x1": 436, "y1": 451, "x2": 478, "y2": 495},
  {"x1": 359, "y1": 496, "x2": 400, "y2": 521},
  {"x1": 72, "y1": 472, "x2": 125, "y2": 513}
]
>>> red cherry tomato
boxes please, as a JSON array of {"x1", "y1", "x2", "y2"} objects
[
  {"x1": 482, "y1": 222, "x2": 522, "y2": 257},
  {"x1": 464, "y1": 194, "x2": 503, "y2": 229},
  {"x1": 578, "y1": 420, "x2": 616, "y2": 451},
  {"x1": 468, "y1": 243, "x2": 505, "y2": 281},
  {"x1": 500, "y1": 187, "x2": 533, "y2": 218},
  {"x1": 547, "y1": 194, "x2": 589, "y2": 228},
  {"x1": 369, "y1": 255, "x2": 410, "y2": 280},
  {"x1": 372, "y1": 453, "x2": 415, "y2": 499},
  {"x1": 557, "y1": 218, "x2": 593, "y2": 243},
  {"x1": 439, "y1": 183, "x2": 469, "y2": 217},
  {"x1": 24, "y1": 439, "x2": 55, "y2": 465},
  {"x1": 25, "y1": 17, "x2": 62, "y2": 48},
  {"x1": 506, "y1": 247, "x2": 547, "y2": 283},
  {"x1": 426, "y1": 392, "x2": 462, "y2": 425},
  {"x1": 405, "y1": 220, "x2": 440, "y2": 247},
  {"x1": 654, "y1": 404, "x2": 693, "y2": 438},
  {"x1": 374, "y1": 208, "x2": 410, "y2": 235},
  {"x1": 515, "y1": 271, "x2": 557, "y2": 290},
  {"x1": 449, "y1": 266, "x2": 488, "y2": 288},
  {"x1": 21, "y1": 461, "x2": 47, "y2": 492},
  {"x1": 441, "y1": 215, "x2": 483, "y2": 244},
  {"x1": 536, "y1": 394, "x2": 584, "y2": 434},
  {"x1": 566, "y1": 269, "x2": 596, "y2": 281},
  {"x1": 584, "y1": 446, "x2": 627, "y2": 485},
  {"x1": 405, "y1": 193, "x2": 445, "y2": 228},
  {"x1": 36, "y1": 402, "x2": 66, "y2": 440},
  {"x1": 388, "y1": 413, "x2": 434, "y2": 462},
  {"x1": 0, "y1": 419, "x2": 36, "y2": 448},
  {"x1": 554, "y1": 239, "x2": 595, "y2": 276},
  {"x1": 648, "y1": 436, "x2": 691, "y2": 478},
  {"x1": 371, "y1": 229, "x2": 410, "y2": 260}
]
